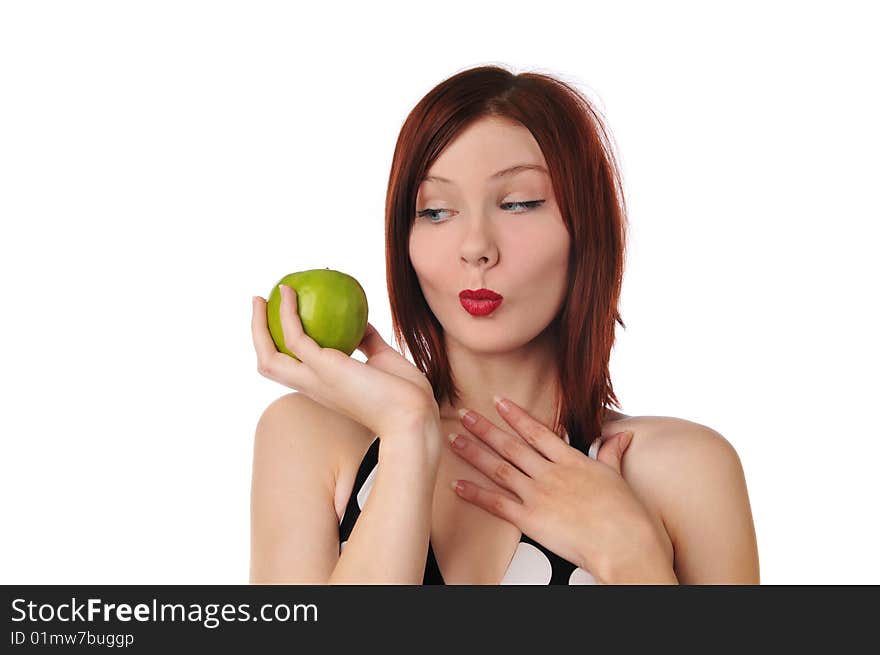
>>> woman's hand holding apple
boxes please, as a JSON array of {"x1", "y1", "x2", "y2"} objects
[{"x1": 251, "y1": 285, "x2": 440, "y2": 440}]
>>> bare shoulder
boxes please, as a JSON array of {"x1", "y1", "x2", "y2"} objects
[
  {"x1": 603, "y1": 413, "x2": 735, "y2": 453},
  {"x1": 603, "y1": 414, "x2": 757, "y2": 582},
  {"x1": 602, "y1": 414, "x2": 740, "y2": 499},
  {"x1": 251, "y1": 393, "x2": 378, "y2": 583},
  {"x1": 257, "y1": 392, "x2": 377, "y2": 518}
]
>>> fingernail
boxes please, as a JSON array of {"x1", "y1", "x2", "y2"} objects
[
  {"x1": 458, "y1": 408, "x2": 477, "y2": 426},
  {"x1": 493, "y1": 394, "x2": 510, "y2": 413}
]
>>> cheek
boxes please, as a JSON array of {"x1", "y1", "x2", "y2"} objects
[
  {"x1": 509, "y1": 227, "x2": 570, "y2": 305},
  {"x1": 513, "y1": 222, "x2": 569, "y2": 273},
  {"x1": 409, "y1": 229, "x2": 430, "y2": 269},
  {"x1": 408, "y1": 231, "x2": 450, "y2": 289}
]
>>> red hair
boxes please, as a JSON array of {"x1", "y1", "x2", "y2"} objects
[{"x1": 384, "y1": 65, "x2": 628, "y2": 453}]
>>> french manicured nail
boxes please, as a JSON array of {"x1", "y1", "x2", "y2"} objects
[
  {"x1": 458, "y1": 408, "x2": 477, "y2": 426},
  {"x1": 448, "y1": 433, "x2": 465, "y2": 449},
  {"x1": 451, "y1": 479, "x2": 463, "y2": 493},
  {"x1": 493, "y1": 394, "x2": 510, "y2": 412}
]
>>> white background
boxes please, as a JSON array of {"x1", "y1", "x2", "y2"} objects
[{"x1": 1, "y1": 1, "x2": 877, "y2": 584}]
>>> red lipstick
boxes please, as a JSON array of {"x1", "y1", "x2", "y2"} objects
[{"x1": 459, "y1": 288, "x2": 503, "y2": 316}]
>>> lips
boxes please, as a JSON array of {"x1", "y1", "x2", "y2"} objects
[
  {"x1": 459, "y1": 288, "x2": 503, "y2": 316},
  {"x1": 459, "y1": 288, "x2": 503, "y2": 301}
]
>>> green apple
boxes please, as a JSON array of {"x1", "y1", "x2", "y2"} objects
[{"x1": 266, "y1": 268, "x2": 369, "y2": 362}]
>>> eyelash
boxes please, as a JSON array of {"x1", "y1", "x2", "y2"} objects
[{"x1": 416, "y1": 200, "x2": 545, "y2": 223}]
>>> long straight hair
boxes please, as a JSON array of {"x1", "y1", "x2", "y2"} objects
[{"x1": 384, "y1": 65, "x2": 628, "y2": 454}]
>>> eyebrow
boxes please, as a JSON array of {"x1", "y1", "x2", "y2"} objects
[{"x1": 422, "y1": 163, "x2": 548, "y2": 185}]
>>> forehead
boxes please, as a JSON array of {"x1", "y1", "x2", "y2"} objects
[{"x1": 421, "y1": 117, "x2": 548, "y2": 187}]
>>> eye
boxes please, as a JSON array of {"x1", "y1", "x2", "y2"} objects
[
  {"x1": 416, "y1": 207, "x2": 455, "y2": 222},
  {"x1": 416, "y1": 199, "x2": 545, "y2": 224},
  {"x1": 500, "y1": 200, "x2": 545, "y2": 212}
]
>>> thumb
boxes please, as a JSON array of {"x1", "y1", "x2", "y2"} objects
[
  {"x1": 357, "y1": 322, "x2": 393, "y2": 358},
  {"x1": 596, "y1": 431, "x2": 634, "y2": 473}
]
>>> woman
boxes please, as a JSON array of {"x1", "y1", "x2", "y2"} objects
[{"x1": 250, "y1": 65, "x2": 760, "y2": 585}]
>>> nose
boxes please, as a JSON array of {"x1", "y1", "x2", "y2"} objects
[{"x1": 459, "y1": 218, "x2": 498, "y2": 268}]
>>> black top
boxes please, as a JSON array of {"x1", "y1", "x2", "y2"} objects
[{"x1": 337, "y1": 436, "x2": 600, "y2": 584}]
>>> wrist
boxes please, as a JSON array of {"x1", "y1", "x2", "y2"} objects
[
  {"x1": 594, "y1": 519, "x2": 677, "y2": 585},
  {"x1": 597, "y1": 545, "x2": 677, "y2": 585},
  {"x1": 380, "y1": 414, "x2": 444, "y2": 468}
]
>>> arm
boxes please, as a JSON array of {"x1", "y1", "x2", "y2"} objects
[
  {"x1": 250, "y1": 393, "x2": 346, "y2": 584},
  {"x1": 670, "y1": 426, "x2": 760, "y2": 584},
  {"x1": 615, "y1": 420, "x2": 760, "y2": 585},
  {"x1": 249, "y1": 393, "x2": 442, "y2": 584},
  {"x1": 328, "y1": 421, "x2": 442, "y2": 584}
]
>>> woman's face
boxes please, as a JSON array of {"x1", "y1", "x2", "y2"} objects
[{"x1": 409, "y1": 116, "x2": 571, "y2": 354}]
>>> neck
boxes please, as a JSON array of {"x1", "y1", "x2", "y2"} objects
[{"x1": 437, "y1": 324, "x2": 564, "y2": 435}]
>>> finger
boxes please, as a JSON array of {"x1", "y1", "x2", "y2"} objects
[
  {"x1": 457, "y1": 409, "x2": 551, "y2": 479},
  {"x1": 447, "y1": 431, "x2": 535, "y2": 501},
  {"x1": 451, "y1": 478, "x2": 527, "y2": 526},
  {"x1": 357, "y1": 321, "x2": 394, "y2": 359},
  {"x1": 253, "y1": 295, "x2": 323, "y2": 392},
  {"x1": 251, "y1": 296, "x2": 290, "y2": 375},
  {"x1": 277, "y1": 284, "x2": 324, "y2": 367},
  {"x1": 492, "y1": 395, "x2": 572, "y2": 464},
  {"x1": 596, "y1": 431, "x2": 633, "y2": 473}
]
